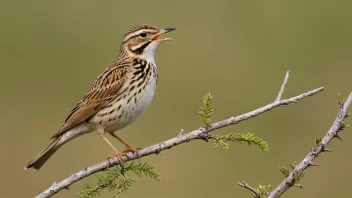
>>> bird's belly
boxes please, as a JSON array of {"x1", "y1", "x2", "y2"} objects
[{"x1": 90, "y1": 79, "x2": 157, "y2": 132}]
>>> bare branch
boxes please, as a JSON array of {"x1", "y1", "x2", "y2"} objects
[
  {"x1": 237, "y1": 181, "x2": 260, "y2": 198},
  {"x1": 36, "y1": 73, "x2": 324, "y2": 198},
  {"x1": 275, "y1": 71, "x2": 290, "y2": 102},
  {"x1": 267, "y1": 92, "x2": 352, "y2": 198}
]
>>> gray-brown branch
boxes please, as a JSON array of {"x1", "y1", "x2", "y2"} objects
[
  {"x1": 264, "y1": 92, "x2": 352, "y2": 198},
  {"x1": 36, "y1": 72, "x2": 324, "y2": 198}
]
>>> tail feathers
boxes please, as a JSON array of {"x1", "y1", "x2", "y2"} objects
[{"x1": 25, "y1": 135, "x2": 62, "y2": 170}]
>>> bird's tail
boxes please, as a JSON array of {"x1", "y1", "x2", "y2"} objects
[{"x1": 25, "y1": 135, "x2": 63, "y2": 170}]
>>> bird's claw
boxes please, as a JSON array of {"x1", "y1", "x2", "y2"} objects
[{"x1": 122, "y1": 147, "x2": 142, "y2": 159}]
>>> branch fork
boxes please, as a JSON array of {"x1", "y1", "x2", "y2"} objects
[
  {"x1": 255, "y1": 92, "x2": 351, "y2": 198},
  {"x1": 237, "y1": 181, "x2": 261, "y2": 198}
]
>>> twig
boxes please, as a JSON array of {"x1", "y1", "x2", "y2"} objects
[
  {"x1": 237, "y1": 181, "x2": 260, "y2": 198},
  {"x1": 178, "y1": 129, "x2": 184, "y2": 138},
  {"x1": 266, "y1": 92, "x2": 352, "y2": 198},
  {"x1": 36, "y1": 72, "x2": 324, "y2": 198},
  {"x1": 275, "y1": 71, "x2": 290, "y2": 102}
]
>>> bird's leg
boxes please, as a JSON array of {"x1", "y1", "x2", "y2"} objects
[
  {"x1": 98, "y1": 130, "x2": 124, "y2": 165},
  {"x1": 108, "y1": 132, "x2": 142, "y2": 158}
]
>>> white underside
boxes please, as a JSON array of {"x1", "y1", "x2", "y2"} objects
[
  {"x1": 57, "y1": 123, "x2": 91, "y2": 147},
  {"x1": 104, "y1": 76, "x2": 157, "y2": 132}
]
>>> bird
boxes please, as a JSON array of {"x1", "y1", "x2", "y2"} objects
[{"x1": 25, "y1": 24, "x2": 175, "y2": 170}]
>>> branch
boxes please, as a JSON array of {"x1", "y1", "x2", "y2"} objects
[
  {"x1": 36, "y1": 72, "x2": 324, "y2": 198},
  {"x1": 237, "y1": 181, "x2": 261, "y2": 198},
  {"x1": 275, "y1": 71, "x2": 290, "y2": 102},
  {"x1": 237, "y1": 180, "x2": 260, "y2": 198},
  {"x1": 266, "y1": 92, "x2": 352, "y2": 198}
]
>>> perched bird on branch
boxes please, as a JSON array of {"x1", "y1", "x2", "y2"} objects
[{"x1": 25, "y1": 24, "x2": 175, "y2": 170}]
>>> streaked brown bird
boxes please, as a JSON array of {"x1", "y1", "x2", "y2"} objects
[{"x1": 25, "y1": 24, "x2": 175, "y2": 170}]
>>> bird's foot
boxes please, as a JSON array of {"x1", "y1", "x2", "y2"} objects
[
  {"x1": 122, "y1": 147, "x2": 142, "y2": 159},
  {"x1": 107, "y1": 151, "x2": 125, "y2": 166}
]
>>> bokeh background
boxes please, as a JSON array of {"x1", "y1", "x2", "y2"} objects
[{"x1": 1, "y1": 0, "x2": 352, "y2": 197}]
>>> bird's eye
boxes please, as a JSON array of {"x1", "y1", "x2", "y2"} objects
[{"x1": 140, "y1": 33, "x2": 147, "y2": 38}]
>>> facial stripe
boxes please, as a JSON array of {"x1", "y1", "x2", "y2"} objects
[
  {"x1": 131, "y1": 43, "x2": 145, "y2": 51},
  {"x1": 131, "y1": 41, "x2": 151, "y2": 54}
]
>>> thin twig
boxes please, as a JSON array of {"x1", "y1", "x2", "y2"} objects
[
  {"x1": 275, "y1": 71, "x2": 290, "y2": 102},
  {"x1": 178, "y1": 129, "x2": 184, "y2": 138},
  {"x1": 267, "y1": 92, "x2": 352, "y2": 198},
  {"x1": 237, "y1": 181, "x2": 260, "y2": 198},
  {"x1": 36, "y1": 72, "x2": 324, "y2": 198}
]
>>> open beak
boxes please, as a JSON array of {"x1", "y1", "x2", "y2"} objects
[{"x1": 152, "y1": 27, "x2": 176, "y2": 42}]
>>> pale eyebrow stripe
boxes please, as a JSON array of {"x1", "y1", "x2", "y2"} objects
[{"x1": 123, "y1": 29, "x2": 157, "y2": 42}]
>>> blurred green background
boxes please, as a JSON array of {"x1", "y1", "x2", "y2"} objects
[{"x1": 1, "y1": 0, "x2": 352, "y2": 197}]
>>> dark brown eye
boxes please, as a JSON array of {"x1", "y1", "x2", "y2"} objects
[{"x1": 140, "y1": 33, "x2": 147, "y2": 38}]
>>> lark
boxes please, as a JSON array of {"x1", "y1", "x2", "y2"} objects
[{"x1": 25, "y1": 24, "x2": 175, "y2": 170}]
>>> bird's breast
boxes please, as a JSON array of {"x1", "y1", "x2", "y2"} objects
[{"x1": 91, "y1": 64, "x2": 158, "y2": 132}]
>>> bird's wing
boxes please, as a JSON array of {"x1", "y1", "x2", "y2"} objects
[{"x1": 51, "y1": 64, "x2": 129, "y2": 139}]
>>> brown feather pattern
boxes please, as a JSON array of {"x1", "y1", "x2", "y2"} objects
[{"x1": 51, "y1": 61, "x2": 130, "y2": 138}]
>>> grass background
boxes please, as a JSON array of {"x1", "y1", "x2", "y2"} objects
[{"x1": 1, "y1": 0, "x2": 352, "y2": 197}]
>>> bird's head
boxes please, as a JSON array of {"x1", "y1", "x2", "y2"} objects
[{"x1": 121, "y1": 24, "x2": 175, "y2": 59}]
